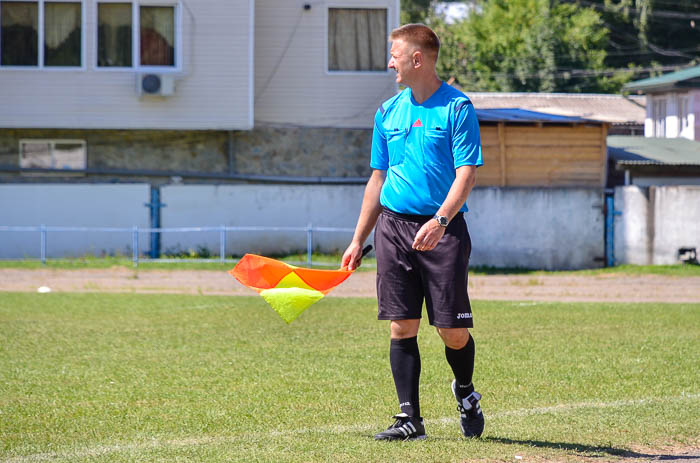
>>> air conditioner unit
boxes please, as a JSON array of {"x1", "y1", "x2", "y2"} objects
[{"x1": 137, "y1": 74, "x2": 175, "y2": 96}]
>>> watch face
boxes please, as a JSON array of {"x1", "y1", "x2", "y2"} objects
[{"x1": 435, "y1": 215, "x2": 448, "y2": 227}]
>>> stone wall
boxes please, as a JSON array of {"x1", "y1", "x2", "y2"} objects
[
  {"x1": 0, "y1": 127, "x2": 372, "y2": 183},
  {"x1": 231, "y1": 127, "x2": 371, "y2": 178}
]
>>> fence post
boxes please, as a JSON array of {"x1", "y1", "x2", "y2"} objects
[
  {"x1": 220, "y1": 225, "x2": 226, "y2": 263},
  {"x1": 306, "y1": 222, "x2": 313, "y2": 267},
  {"x1": 132, "y1": 226, "x2": 139, "y2": 267},
  {"x1": 40, "y1": 224, "x2": 47, "y2": 265},
  {"x1": 145, "y1": 186, "x2": 165, "y2": 259}
]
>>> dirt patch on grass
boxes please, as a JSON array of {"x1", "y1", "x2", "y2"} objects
[{"x1": 2, "y1": 268, "x2": 700, "y2": 303}]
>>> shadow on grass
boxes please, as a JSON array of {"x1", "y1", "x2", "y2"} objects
[{"x1": 485, "y1": 436, "x2": 699, "y2": 460}]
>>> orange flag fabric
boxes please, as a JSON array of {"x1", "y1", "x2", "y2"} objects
[{"x1": 230, "y1": 254, "x2": 354, "y2": 323}]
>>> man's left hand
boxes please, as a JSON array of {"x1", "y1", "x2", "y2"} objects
[{"x1": 412, "y1": 219, "x2": 445, "y2": 252}]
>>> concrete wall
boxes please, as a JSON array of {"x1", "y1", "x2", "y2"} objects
[
  {"x1": 613, "y1": 186, "x2": 651, "y2": 265},
  {"x1": 159, "y1": 184, "x2": 365, "y2": 255},
  {"x1": 161, "y1": 186, "x2": 606, "y2": 269},
  {"x1": 160, "y1": 186, "x2": 606, "y2": 269},
  {"x1": 614, "y1": 185, "x2": 700, "y2": 265},
  {"x1": 467, "y1": 188, "x2": 605, "y2": 270},
  {"x1": 0, "y1": 184, "x2": 150, "y2": 258},
  {"x1": 651, "y1": 186, "x2": 700, "y2": 264},
  {"x1": 0, "y1": 183, "x2": 610, "y2": 269}
]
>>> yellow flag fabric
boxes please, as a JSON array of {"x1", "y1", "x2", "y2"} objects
[
  {"x1": 230, "y1": 254, "x2": 354, "y2": 323},
  {"x1": 259, "y1": 288, "x2": 325, "y2": 323}
]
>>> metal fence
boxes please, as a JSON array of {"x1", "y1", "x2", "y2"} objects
[{"x1": 0, "y1": 224, "x2": 363, "y2": 267}]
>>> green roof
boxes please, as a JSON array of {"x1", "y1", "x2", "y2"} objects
[
  {"x1": 624, "y1": 65, "x2": 700, "y2": 93},
  {"x1": 608, "y1": 136, "x2": 700, "y2": 166}
]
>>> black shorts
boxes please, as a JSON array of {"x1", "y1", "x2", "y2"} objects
[{"x1": 374, "y1": 207, "x2": 473, "y2": 328}]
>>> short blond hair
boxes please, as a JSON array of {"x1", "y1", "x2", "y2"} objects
[{"x1": 389, "y1": 23, "x2": 440, "y2": 60}]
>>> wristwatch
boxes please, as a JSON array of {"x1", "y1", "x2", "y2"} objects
[{"x1": 433, "y1": 214, "x2": 449, "y2": 228}]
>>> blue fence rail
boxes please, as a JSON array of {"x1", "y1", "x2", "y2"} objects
[{"x1": 0, "y1": 225, "x2": 361, "y2": 267}]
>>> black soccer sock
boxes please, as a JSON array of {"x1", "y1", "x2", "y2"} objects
[
  {"x1": 390, "y1": 336, "x2": 421, "y2": 418},
  {"x1": 445, "y1": 334, "x2": 475, "y2": 398}
]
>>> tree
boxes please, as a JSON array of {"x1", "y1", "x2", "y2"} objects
[
  {"x1": 432, "y1": 0, "x2": 618, "y2": 92},
  {"x1": 559, "y1": 0, "x2": 700, "y2": 76},
  {"x1": 401, "y1": 0, "x2": 433, "y2": 24}
]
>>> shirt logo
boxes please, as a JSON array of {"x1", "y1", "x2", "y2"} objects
[
  {"x1": 412, "y1": 118, "x2": 423, "y2": 127},
  {"x1": 457, "y1": 313, "x2": 472, "y2": 319}
]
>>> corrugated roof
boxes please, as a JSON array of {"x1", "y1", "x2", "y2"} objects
[
  {"x1": 624, "y1": 65, "x2": 700, "y2": 93},
  {"x1": 607, "y1": 136, "x2": 700, "y2": 166},
  {"x1": 468, "y1": 92, "x2": 645, "y2": 124},
  {"x1": 475, "y1": 108, "x2": 593, "y2": 123}
]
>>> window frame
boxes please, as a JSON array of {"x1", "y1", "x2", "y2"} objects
[
  {"x1": 0, "y1": 0, "x2": 86, "y2": 70},
  {"x1": 325, "y1": 4, "x2": 390, "y2": 76},
  {"x1": 18, "y1": 138, "x2": 87, "y2": 175},
  {"x1": 93, "y1": 0, "x2": 181, "y2": 73}
]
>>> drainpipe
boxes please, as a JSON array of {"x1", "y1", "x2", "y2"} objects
[
  {"x1": 605, "y1": 192, "x2": 622, "y2": 267},
  {"x1": 144, "y1": 186, "x2": 166, "y2": 258}
]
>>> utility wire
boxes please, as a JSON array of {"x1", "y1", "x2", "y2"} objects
[
  {"x1": 469, "y1": 63, "x2": 689, "y2": 80},
  {"x1": 568, "y1": 0, "x2": 700, "y2": 20}
]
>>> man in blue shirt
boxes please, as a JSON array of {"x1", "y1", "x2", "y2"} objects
[{"x1": 342, "y1": 23, "x2": 484, "y2": 441}]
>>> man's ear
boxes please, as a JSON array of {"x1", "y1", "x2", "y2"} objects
[{"x1": 412, "y1": 51, "x2": 423, "y2": 68}]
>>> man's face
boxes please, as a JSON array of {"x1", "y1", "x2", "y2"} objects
[{"x1": 388, "y1": 39, "x2": 416, "y2": 85}]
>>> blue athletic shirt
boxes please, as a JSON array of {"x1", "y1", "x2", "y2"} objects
[{"x1": 370, "y1": 82, "x2": 483, "y2": 215}]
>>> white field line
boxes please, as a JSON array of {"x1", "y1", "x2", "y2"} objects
[{"x1": 4, "y1": 393, "x2": 699, "y2": 463}]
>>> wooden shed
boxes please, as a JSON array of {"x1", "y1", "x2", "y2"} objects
[{"x1": 474, "y1": 109, "x2": 609, "y2": 187}]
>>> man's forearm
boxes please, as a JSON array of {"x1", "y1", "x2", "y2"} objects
[{"x1": 436, "y1": 165, "x2": 477, "y2": 221}]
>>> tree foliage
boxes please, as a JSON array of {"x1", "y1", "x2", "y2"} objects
[
  {"x1": 405, "y1": 0, "x2": 700, "y2": 93},
  {"x1": 431, "y1": 0, "x2": 617, "y2": 92},
  {"x1": 401, "y1": 0, "x2": 433, "y2": 24},
  {"x1": 564, "y1": 0, "x2": 700, "y2": 72}
]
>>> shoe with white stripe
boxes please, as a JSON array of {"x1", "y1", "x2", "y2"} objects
[
  {"x1": 451, "y1": 380, "x2": 484, "y2": 438},
  {"x1": 374, "y1": 413, "x2": 426, "y2": 441}
]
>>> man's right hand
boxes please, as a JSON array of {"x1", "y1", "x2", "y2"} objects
[{"x1": 341, "y1": 242, "x2": 363, "y2": 271}]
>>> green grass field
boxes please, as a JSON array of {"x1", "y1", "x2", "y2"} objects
[{"x1": 1, "y1": 293, "x2": 698, "y2": 462}]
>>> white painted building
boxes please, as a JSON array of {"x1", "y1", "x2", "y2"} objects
[
  {"x1": 255, "y1": 0, "x2": 399, "y2": 128},
  {"x1": 624, "y1": 65, "x2": 700, "y2": 141},
  {"x1": 0, "y1": 0, "x2": 399, "y2": 131}
]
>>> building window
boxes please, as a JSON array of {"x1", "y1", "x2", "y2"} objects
[
  {"x1": 44, "y1": 2, "x2": 81, "y2": 66},
  {"x1": 97, "y1": 2, "x2": 131, "y2": 67},
  {"x1": 139, "y1": 5, "x2": 174, "y2": 66},
  {"x1": 652, "y1": 98, "x2": 666, "y2": 137},
  {"x1": 0, "y1": 0, "x2": 82, "y2": 67},
  {"x1": 328, "y1": 8, "x2": 386, "y2": 72},
  {"x1": 96, "y1": 2, "x2": 176, "y2": 68},
  {"x1": 1, "y1": 1, "x2": 39, "y2": 65},
  {"x1": 19, "y1": 139, "x2": 86, "y2": 174}
]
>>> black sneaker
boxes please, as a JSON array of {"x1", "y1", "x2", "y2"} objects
[
  {"x1": 374, "y1": 413, "x2": 427, "y2": 441},
  {"x1": 451, "y1": 380, "x2": 484, "y2": 438}
]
